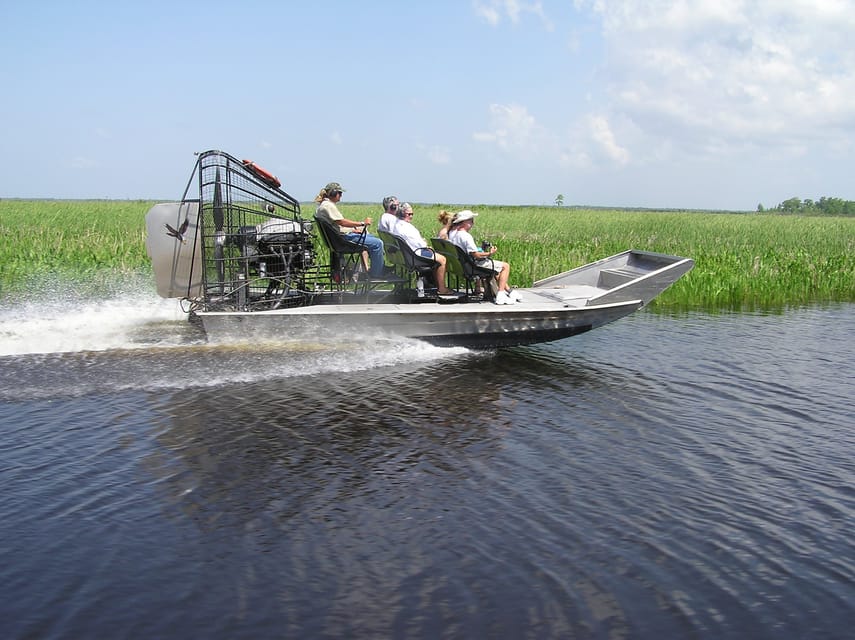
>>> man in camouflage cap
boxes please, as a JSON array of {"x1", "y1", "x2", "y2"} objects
[{"x1": 314, "y1": 181, "x2": 385, "y2": 279}]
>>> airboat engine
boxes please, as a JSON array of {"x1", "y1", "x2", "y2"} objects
[{"x1": 145, "y1": 150, "x2": 316, "y2": 311}]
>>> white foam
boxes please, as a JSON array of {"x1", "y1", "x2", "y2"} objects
[
  {"x1": 117, "y1": 338, "x2": 472, "y2": 394},
  {"x1": 0, "y1": 290, "x2": 474, "y2": 383},
  {"x1": 0, "y1": 292, "x2": 190, "y2": 355}
]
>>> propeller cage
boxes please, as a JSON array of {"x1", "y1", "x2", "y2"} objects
[{"x1": 182, "y1": 150, "x2": 316, "y2": 311}]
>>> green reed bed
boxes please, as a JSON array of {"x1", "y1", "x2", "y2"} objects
[
  {"x1": 341, "y1": 203, "x2": 855, "y2": 310},
  {"x1": 2, "y1": 200, "x2": 853, "y2": 310},
  {"x1": 0, "y1": 200, "x2": 153, "y2": 295}
]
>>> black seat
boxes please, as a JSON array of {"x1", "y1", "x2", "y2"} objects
[
  {"x1": 313, "y1": 216, "x2": 368, "y2": 288},
  {"x1": 431, "y1": 237, "x2": 495, "y2": 301},
  {"x1": 378, "y1": 230, "x2": 406, "y2": 277},
  {"x1": 393, "y1": 235, "x2": 440, "y2": 297}
]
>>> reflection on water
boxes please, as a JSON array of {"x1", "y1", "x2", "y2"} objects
[{"x1": 1, "y1": 302, "x2": 853, "y2": 639}]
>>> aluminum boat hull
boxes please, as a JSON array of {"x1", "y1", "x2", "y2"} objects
[
  {"x1": 193, "y1": 249, "x2": 693, "y2": 348},
  {"x1": 195, "y1": 295, "x2": 643, "y2": 348}
]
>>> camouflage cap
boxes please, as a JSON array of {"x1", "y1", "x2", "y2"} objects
[{"x1": 324, "y1": 182, "x2": 345, "y2": 194}]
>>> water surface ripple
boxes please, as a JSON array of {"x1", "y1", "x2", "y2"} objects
[{"x1": 1, "y1": 305, "x2": 853, "y2": 639}]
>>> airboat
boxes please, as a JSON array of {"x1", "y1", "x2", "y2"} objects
[{"x1": 145, "y1": 150, "x2": 694, "y2": 348}]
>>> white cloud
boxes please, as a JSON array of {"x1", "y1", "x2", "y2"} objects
[
  {"x1": 589, "y1": 115, "x2": 630, "y2": 165},
  {"x1": 474, "y1": 103, "x2": 632, "y2": 170},
  {"x1": 416, "y1": 142, "x2": 452, "y2": 165},
  {"x1": 474, "y1": 1, "x2": 501, "y2": 25},
  {"x1": 329, "y1": 131, "x2": 343, "y2": 145},
  {"x1": 473, "y1": 103, "x2": 543, "y2": 153},
  {"x1": 426, "y1": 146, "x2": 451, "y2": 165},
  {"x1": 473, "y1": 0, "x2": 553, "y2": 30},
  {"x1": 574, "y1": 0, "x2": 855, "y2": 157},
  {"x1": 466, "y1": 0, "x2": 855, "y2": 188},
  {"x1": 471, "y1": 1, "x2": 855, "y2": 174}
]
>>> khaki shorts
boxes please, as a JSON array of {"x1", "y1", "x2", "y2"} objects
[{"x1": 476, "y1": 258, "x2": 506, "y2": 274}]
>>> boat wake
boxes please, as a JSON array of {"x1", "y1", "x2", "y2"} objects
[
  {"x1": 0, "y1": 291, "x2": 198, "y2": 356},
  {"x1": 0, "y1": 290, "x2": 474, "y2": 400}
]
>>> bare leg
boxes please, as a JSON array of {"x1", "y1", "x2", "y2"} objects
[
  {"x1": 497, "y1": 262, "x2": 510, "y2": 291},
  {"x1": 434, "y1": 254, "x2": 455, "y2": 295}
]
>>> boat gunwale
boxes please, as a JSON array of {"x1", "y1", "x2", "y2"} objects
[
  {"x1": 533, "y1": 249, "x2": 692, "y2": 288},
  {"x1": 191, "y1": 296, "x2": 644, "y2": 318}
]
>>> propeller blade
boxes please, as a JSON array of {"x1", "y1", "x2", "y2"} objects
[
  {"x1": 214, "y1": 239, "x2": 225, "y2": 295},
  {"x1": 213, "y1": 168, "x2": 224, "y2": 233},
  {"x1": 212, "y1": 169, "x2": 226, "y2": 293}
]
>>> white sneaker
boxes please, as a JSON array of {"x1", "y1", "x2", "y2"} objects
[
  {"x1": 509, "y1": 289, "x2": 523, "y2": 302},
  {"x1": 494, "y1": 291, "x2": 514, "y2": 305}
]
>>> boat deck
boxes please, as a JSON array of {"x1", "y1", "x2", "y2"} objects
[{"x1": 197, "y1": 285, "x2": 626, "y2": 318}]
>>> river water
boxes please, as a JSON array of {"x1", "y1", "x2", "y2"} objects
[{"x1": 0, "y1": 292, "x2": 852, "y2": 639}]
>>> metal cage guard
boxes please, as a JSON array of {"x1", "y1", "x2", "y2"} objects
[{"x1": 179, "y1": 150, "x2": 317, "y2": 312}]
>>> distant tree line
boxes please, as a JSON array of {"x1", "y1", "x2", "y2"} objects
[{"x1": 757, "y1": 196, "x2": 855, "y2": 215}]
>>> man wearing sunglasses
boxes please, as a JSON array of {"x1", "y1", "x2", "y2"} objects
[{"x1": 393, "y1": 202, "x2": 458, "y2": 297}]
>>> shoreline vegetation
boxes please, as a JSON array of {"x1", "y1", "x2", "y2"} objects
[{"x1": 1, "y1": 199, "x2": 853, "y2": 310}]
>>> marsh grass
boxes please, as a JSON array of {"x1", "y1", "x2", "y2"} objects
[
  {"x1": 2, "y1": 200, "x2": 853, "y2": 309},
  {"x1": 0, "y1": 200, "x2": 151, "y2": 295},
  {"x1": 341, "y1": 203, "x2": 855, "y2": 310}
]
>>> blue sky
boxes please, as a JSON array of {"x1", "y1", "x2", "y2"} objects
[{"x1": 2, "y1": 0, "x2": 853, "y2": 209}]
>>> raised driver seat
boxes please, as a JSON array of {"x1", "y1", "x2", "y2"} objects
[{"x1": 313, "y1": 215, "x2": 368, "y2": 289}]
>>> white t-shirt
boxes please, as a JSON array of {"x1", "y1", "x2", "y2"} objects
[
  {"x1": 450, "y1": 228, "x2": 504, "y2": 273},
  {"x1": 448, "y1": 228, "x2": 478, "y2": 255},
  {"x1": 393, "y1": 218, "x2": 428, "y2": 252},
  {"x1": 378, "y1": 212, "x2": 397, "y2": 235}
]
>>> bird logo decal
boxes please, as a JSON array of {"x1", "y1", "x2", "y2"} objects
[{"x1": 165, "y1": 218, "x2": 190, "y2": 244}]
